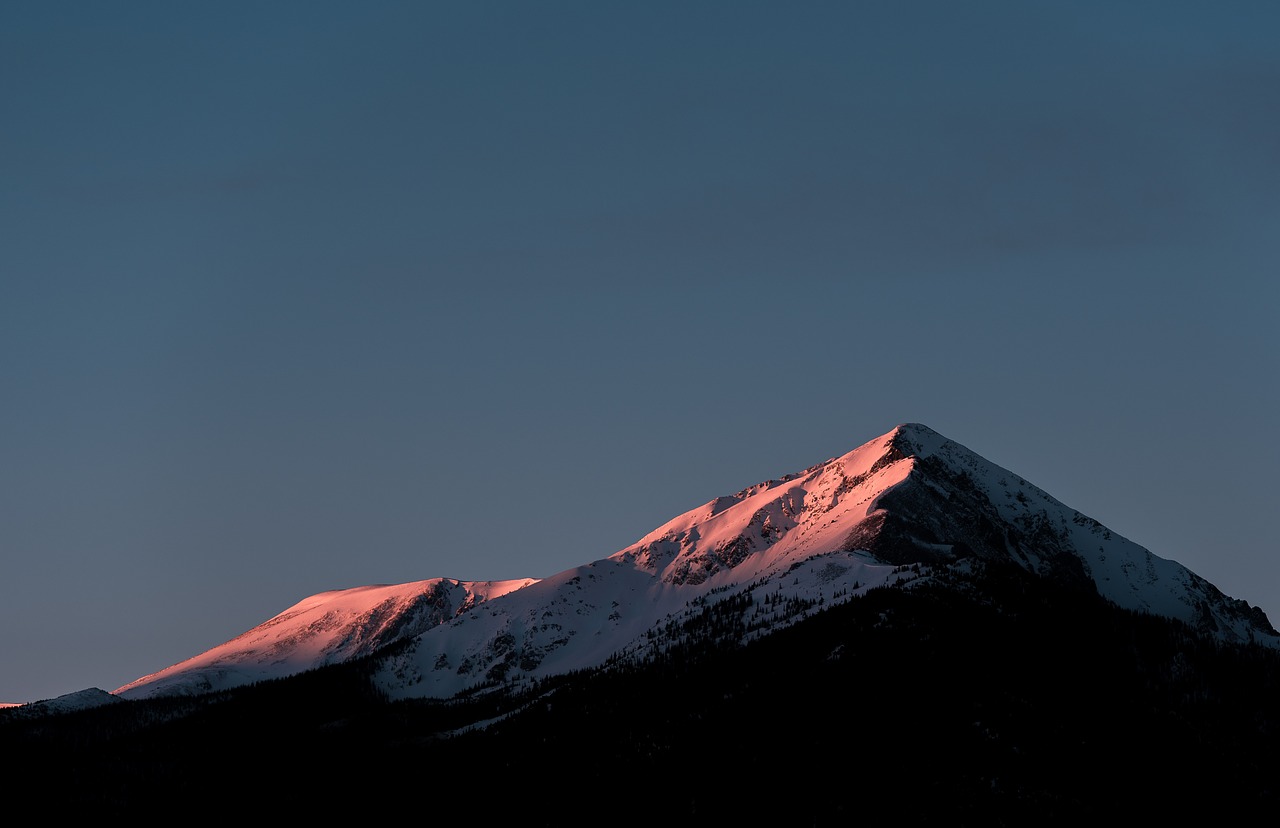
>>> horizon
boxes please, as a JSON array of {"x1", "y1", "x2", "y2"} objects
[{"x1": 4, "y1": 2, "x2": 1278, "y2": 703}]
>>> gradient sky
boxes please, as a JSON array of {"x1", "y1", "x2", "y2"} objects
[{"x1": 3, "y1": 1, "x2": 1278, "y2": 703}]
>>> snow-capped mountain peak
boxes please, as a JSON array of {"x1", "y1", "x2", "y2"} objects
[
  {"x1": 113, "y1": 423, "x2": 1278, "y2": 703},
  {"x1": 611, "y1": 422, "x2": 930, "y2": 587}
]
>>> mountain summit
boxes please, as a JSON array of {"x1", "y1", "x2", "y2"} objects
[{"x1": 114, "y1": 423, "x2": 1278, "y2": 702}]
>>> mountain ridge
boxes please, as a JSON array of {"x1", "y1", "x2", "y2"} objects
[
  {"x1": 112, "y1": 576, "x2": 537, "y2": 698},
  {"x1": 110, "y1": 422, "x2": 1278, "y2": 703}
]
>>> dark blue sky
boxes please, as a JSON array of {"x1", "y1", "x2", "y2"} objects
[{"x1": 4, "y1": 1, "x2": 1278, "y2": 703}]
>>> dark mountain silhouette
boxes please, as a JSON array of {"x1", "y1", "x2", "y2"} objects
[{"x1": 7, "y1": 424, "x2": 1279, "y2": 822}]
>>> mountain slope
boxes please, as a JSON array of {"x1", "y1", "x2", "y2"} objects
[
  {"x1": 114, "y1": 578, "x2": 534, "y2": 699},
  {"x1": 113, "y1": 423, "x2": 1279, "y2": 702},
  {"x1": 12, "y1": 557, "x2": 1280, "y2": 822}
]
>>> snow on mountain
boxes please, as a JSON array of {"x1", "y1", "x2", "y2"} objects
[
  {"x1": 3, "y1": 687, "x2": 122, "y2": 717},
  {"x1": 113, "y1": 423, "x2": 1280, "y2": 703},
  {"x1": 372, "y1": 422, "x2": 1278, "y2": 700},
  {"x1": 114, "y1": 577, "x2": 534, "y2": 699},
  {"x1": 871, "y1": 424, "x2": 1275, "y2": 640}
]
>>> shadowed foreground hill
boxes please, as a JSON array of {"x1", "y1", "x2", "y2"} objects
[{"x1": 6, "y1": 560, "x2": 1280, "y2": 823}]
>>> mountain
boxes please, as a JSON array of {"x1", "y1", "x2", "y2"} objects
[
  {"x1": 113, "y1": 423, "x2": 1279, "y2": 703},
  {"x1": 9, "y1": 422, "x2": 1280, "y2": 821},
  {"x1": 2, "y1": 687, "x2": 121, "y2": 717}
]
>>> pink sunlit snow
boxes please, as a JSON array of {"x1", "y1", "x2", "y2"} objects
[{"x1": 112, "y1": 424, "x2": 1280, "y2": 705}]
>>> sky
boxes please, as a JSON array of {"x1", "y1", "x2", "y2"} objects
[{"x1": 2, "y1": 1, "x2": 1277, "y2": 704}]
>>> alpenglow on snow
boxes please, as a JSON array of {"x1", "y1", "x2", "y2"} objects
[{"x1": 114, "y1": 423, "x2": 1280, "y2": 702}]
